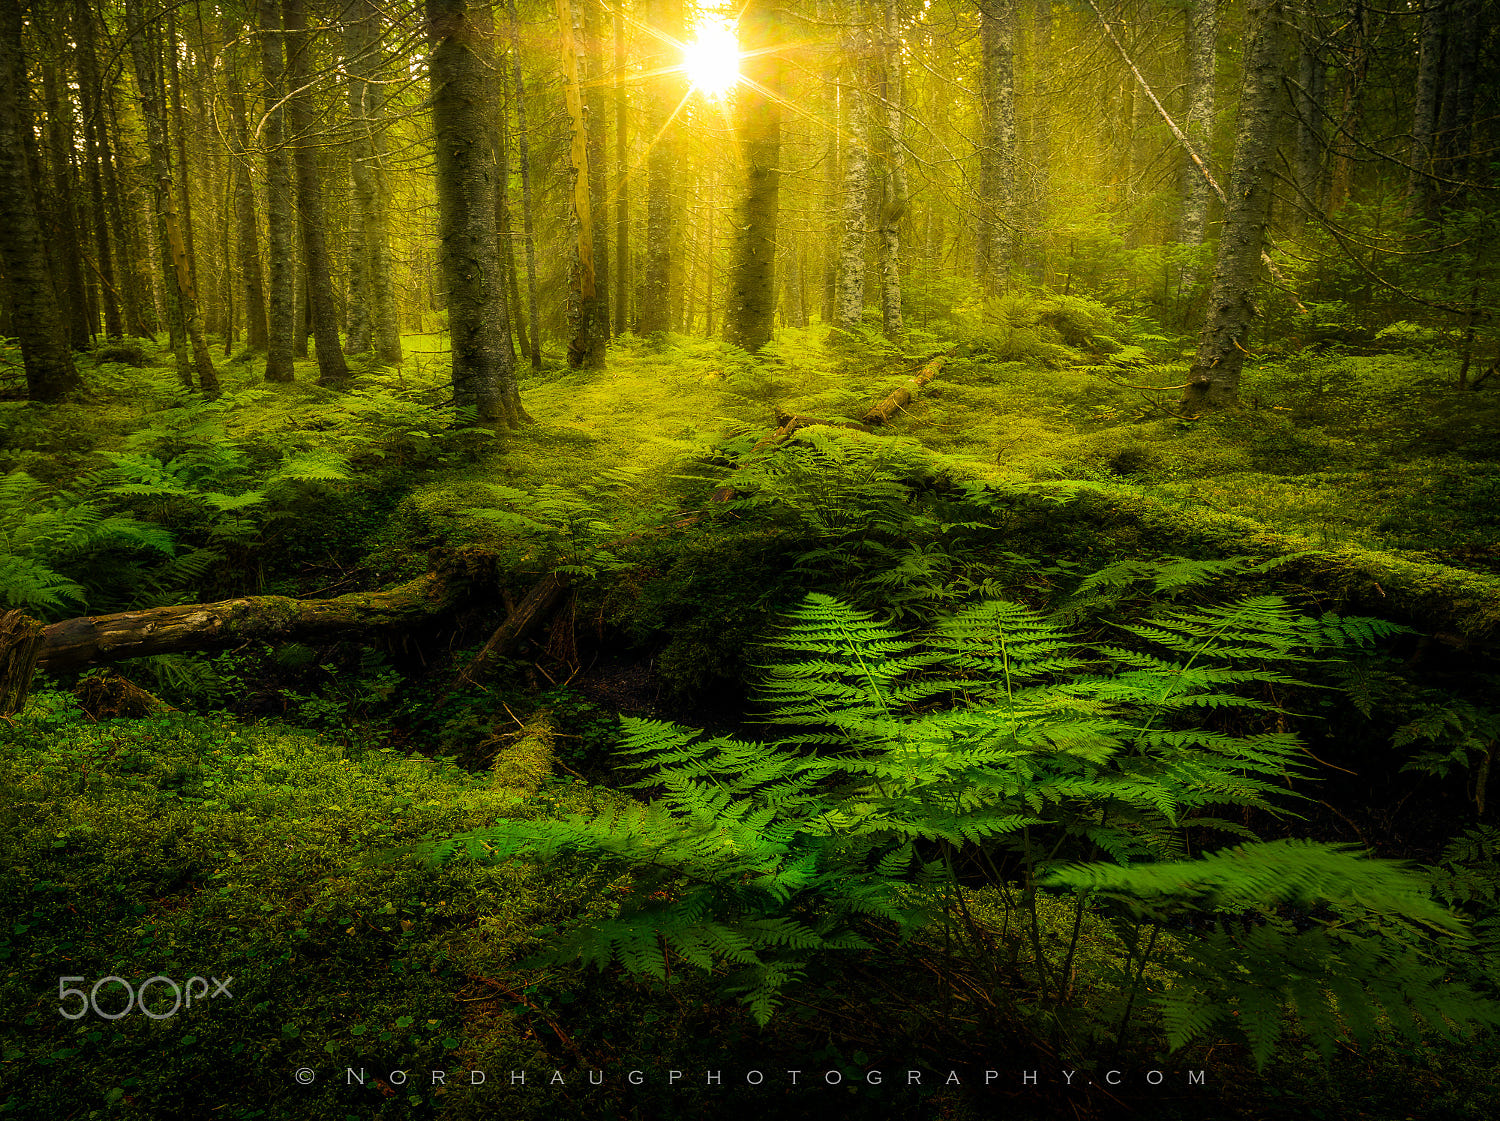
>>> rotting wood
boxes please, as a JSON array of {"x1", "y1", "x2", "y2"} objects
[
  {"x1": 0, "y1": 610, "x2": 44, "y2": 715},
  {"x1": 0, "y1": 572, "x2": 466, "y2": 715},
  {"x1": 862, "y1": 354, "x2": 947, "y2": 425},
  {"x1": 710, "y1": 354, "x2": 948, "y2": 503},
  {"x1": 451, "y1": 571, "x2": 569, "y2": 688}
]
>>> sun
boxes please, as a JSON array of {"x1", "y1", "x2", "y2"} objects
[{"x1": 681, "y1": 18, "x2": 739, "y2": 99}]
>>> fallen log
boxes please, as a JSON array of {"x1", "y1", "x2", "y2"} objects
[
  {"x1": 862, "y1": 354, "x2": 947, "y2": 426},
  {"x1": 0, "y1": 572, "x2": 466, "y2": 715}
]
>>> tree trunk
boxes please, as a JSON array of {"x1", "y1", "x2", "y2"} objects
[
  {"x1": 834, "y1": 10, "x2": 871, "y2": 332},
  {"x1": 1177, "y1": 0, "x2": 1218, "y2": 264},
  {"x1": 1433, "y1": 0, "x2": 1478, "y2": 210},
  {"x1": 1293, "y1": 7, "x2": 1326, "y2": 219},
  {"x1": 124, "y1": 0, "x2": 219, "y2": 392},
  {"x1": 258, "y1": 0, "x2": 296, "y2": 382},
  {"x1": 40, "y1": 40, "x2": 92, "y2": 350},
  {"x1": 506, "y1": 0, "x2": 541, "y2": 370},
  {"x1": 0, "y1": 574, "x2": 470, "y2": 713},
  {"x1": 1406, "y1": 0, "x2": 1443, "y2": 215},
  {"x1": 429, "y1": 0, "x2": 524, "y2": 423},
  {"x1": 228, "y1": 78, "x2": 269, "y2": 352},
  {"x1": 877, "y1": 0, "x2": 906, "y2": 337},
  {"x1": 723, "y1": 0, "x2": 783, "y2": 351},
  {"x1": 978, "y1": 0, "x2": 1017, "y2": 292},
  {"x1": 0, "y1": 0, "x2": 81, "y2": 400},
  {"x1": 581, "y1": 0, "x2": 610, "y2": 351},
  {"x1": 283, "y1": 0, "x2": 349, "y2": 385},
  {"x1": 862, "y1": 354, "x2": 946, "y2": 425},
  {"x1": 1183, "y1": 0, "x2": 1288, "y2": 411},
  {"x1": 614, "y1": 7, "x2": 629, "y2": 336},
  {"x1": 640, "y1": 0, "x2": 682, "y2": 336},
  {"x1": 1323, "y1": 2, "x2": 1368, "y2": 214},
  {"x1": 494, "y1": 66, "x2": 527, "y2": 361},
  {"x1": 76, "y1": 0, "x2": 121, "y2": 339}
]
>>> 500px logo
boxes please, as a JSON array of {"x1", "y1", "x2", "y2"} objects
[{"x1": 58, "y1": 975, "x2": 233, "y2": 1020}]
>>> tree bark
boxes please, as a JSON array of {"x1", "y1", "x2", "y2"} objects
[
  {"x1": 1177, "y1": 0, "x2": 1218, "y2": 263},
  {"x1": 1406, "y1": 0, "x2": 1443, "y2": 214},
  {"x1": 75, "y1": 0, "x2": 121, "y2": 339},
  {"x1": 614, "y1": 6, "x2": 629, "y2": 336},
  {"x1": 506, "y1": 0, "x2": 542, "y2": 370},
  {"x1": 581, "y1": 0, "x2": 610, "y2": 351},
  {"x1": 259, "y1": 0, "x2": 296, "y2": 382},
  {"x1": 1183, "y1": 0, "x2": 1288, "y2": 411},
  {"x1": 559, "y1": 0, "x2": 603, "y2": 368},
  {"x1": 40, "y1": 37, "x2": 93, "y2": 351},
  {"x1": 978, "y1": 0, "x2": 1017, "y2": 292},
  {"x1": 640, "y1": 0, "x2": 682, "y2": 336},
  {"x1": 834, "y1": 9, "x2": 871, "y2": 331},
  {"x1": 0, "y1": 574, "x2": 470, "y2": 714},
  {"x1": 862, "y1": 354, "x2": 946, "y2": 425},
  {"x1": 429, "y1": 0, "x2": 524, "y2": 423},
  {"x1": 0, "y1": 0, "x2": 81, "y2": 400},
  {"x1": 127, "y1": 0, "x2": 220, "y2": 392},
  {"x1": 1293, "y1": 7, "x2": 1326, "y2": 221},
  {"x1": 228, "y1": 76, "x2": 270, "y2": 352},
  {"x1": 723, "y1": 0, "x2": 783, "y2": 351},
  {"x1": 877, "y1": 0, "x2": 906, "y2": 337},
  {"x1": 283, "y1": 0, "x2": 349, "y2": 385}
]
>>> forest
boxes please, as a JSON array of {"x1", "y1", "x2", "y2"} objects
[{"x1": 0, "y1": 0, "x2": 1497, "y2": 1116}]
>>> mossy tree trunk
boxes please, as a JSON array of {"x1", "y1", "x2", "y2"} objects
[
  {"x1": 640, "y1": 0, "x2": 682, "y2": 336},
  {"x1": 834, "y1": 6, "x2": 870, "y2": 332},
  {"x1": 259, "y1": 0, "x2": 296, "y2": 382},
  {"x1": 506, "y1": 0, "x2": 542, "y2": 370},
  {"x1": 283, "y1": 0, "x2": 349, "y2": 386},
  {"x1": 977, "y1": 0, "x2": 1016, "y2": 294},
  {"x1": 1183, "y1": 0, "x2": 1287, "y2": 411},
  {"x1": 429, "y1": 0, "x2": 524, "y2": 423},
  {"x1": 1177, "y1": 0, "x2": 1218, "y2": 274},
  {"x1": 723, "y1": 0, "x2": 783, "y2": 352},
  {"x1": 125, "y1": 0, "x2": 219, "y2": 394},
  {"x1": 0, "y1": 0, "x2": 81, "y2": 401}
]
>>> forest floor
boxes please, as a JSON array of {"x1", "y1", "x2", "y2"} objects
[{"x1": 2, "y1": 309, "x2": 1499, "y2": 1121}]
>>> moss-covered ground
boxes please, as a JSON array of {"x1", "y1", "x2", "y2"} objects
[{"x1": 2, "y1": 311, "x2": 1498, "y2": 1119}]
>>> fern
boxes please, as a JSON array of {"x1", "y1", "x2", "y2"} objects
[
  {"x1": 0, "y1": 471, "x2": 175, "y2": 616},
  {"x1": 422, "y1": 577, "x2": 1493, "y2": 1059}
]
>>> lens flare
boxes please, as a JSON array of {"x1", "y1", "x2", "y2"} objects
[{"x1": 681, "y1": 19, "x2": 739, "y2": 99}]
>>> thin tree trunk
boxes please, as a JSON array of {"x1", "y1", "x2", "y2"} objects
[
  {"x1": 429, "y1": 0, "x2": 524, "y2": 424},
  {"x1": 1324, "y1": 2, "x2": 1368, "y2": 214},
  {"x1": 1177, "y1": 0, "x2": 1218, "y2": 263},
  {"x1": 1030, "y1": 0, "x2": 1051, "y2": 276},
  {"x1": 640, "y1": 0, "x2": 681, "y2": 336},
  {"x1": 1434, "y1": 0, "x2": 1478, "y2": 210},
  {"x1": 613, "y1": 6, "x2": 628, "y2": 336},
  {"x1": 978, "y1": 0, "x2": 1017, "y2": 292},
  {"x1": 506, "y1": 0, "x2": 541, "y2": 369},
  {"x1": 580, "y1": 0, "x2": 610, "y2": 357},
  {"x1": 834, "y1": 14, "x2": 870, "y2": 332},
  {"x1": 228, "y1": 85, "x2": 269, "y2": 350},
  {"x1": 878, "y1": 0, "x2": 905, "y2": 337},
  {"x1": 283, "y1": 0, "x2": 349, "y2": 385},
  {"x1": 559, "y1": 0, "x2": 602, "y2": 368},
  {"x1": 1293, "y1": 8, "x2": 1326, "y2": 219},
  {"x1": 125, "y1": 0, "x2": 218, "y2": 392},
  {"x1": 723, "y1": 0, "x2": 782, "y2": 351},
  {"x1": 1407, "y1": 1, "x2": 1443, "y2": 213},
  {"x1": 76, "y1": 0, "x2": 121, "y2": 339},
  {"x1": 495, "y1": 68, "x2": 528, "y2": 360},
  {"x1": 1183, "y1": 0, "x2": 1288, "y2": 410},
  {"x1": 258, "y1": 0, "x2": 295, "y2": 381},
  {"x1": 0, "y1": 0, "x2": 80, "y2": 399},
  {"x1": 40, "y1": 37, "x2": 92, "y2": 350}
]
